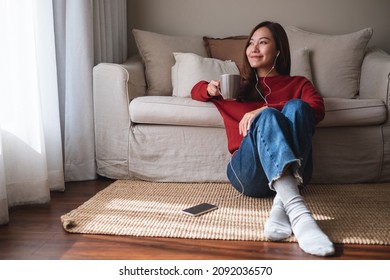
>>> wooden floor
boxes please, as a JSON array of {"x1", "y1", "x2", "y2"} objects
[{"x1": 0, "y1": 177, "x2": 389, "y2": 260}]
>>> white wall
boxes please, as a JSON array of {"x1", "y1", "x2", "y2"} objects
[{"x1": 127, "y1": 0, "x2": 390, "y2": 55}]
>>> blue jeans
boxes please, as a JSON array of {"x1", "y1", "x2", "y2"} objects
[{"x1": 227, "y1": 99, "x2": 316, "y2": 198}]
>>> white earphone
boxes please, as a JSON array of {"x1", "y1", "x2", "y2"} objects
[
  {"x1": 271, "y1": 51, "x2": 280, "y2": 69},
  {"x1": 255, "y1": 50, "x2": 280, "y2": 104}
]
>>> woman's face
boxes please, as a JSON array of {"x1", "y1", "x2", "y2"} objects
[{"x1": 246, "y1": 27, "x2": 279, "y2": 75}]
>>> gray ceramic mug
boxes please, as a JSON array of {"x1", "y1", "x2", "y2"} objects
[{"x1": 219, "y1": 74, "x2": 240, "y2": 99}]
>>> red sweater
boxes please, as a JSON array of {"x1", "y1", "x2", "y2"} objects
[{"x1": 191, "y1": 75, "x2": 325, "y2": 154}]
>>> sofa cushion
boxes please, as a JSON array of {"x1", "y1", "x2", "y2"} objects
[
  {"x1": 286, "y1": 27, "x2": 373, "y2": 99},
  {"x1": 130, "y1": 96, "x2": 386, "y2": 128},
  {"x1": 130, "y1": 96, "x2": 224, "y2": 128},
  {"x1": 318, "y1": 98, "x2": 387, "y2": 127},
  {"x1": 171, "y1": 52, "x2": 239, "y2": 98},
  {"x1": 203, "y1": 36, "x2": 248, "y2": 73},
  {"x1": 291, "y1": 47, "x2": 313, "y2": 82},
  {"x1": 132, "y1": 29, "x2": 207, "y2": 96}
]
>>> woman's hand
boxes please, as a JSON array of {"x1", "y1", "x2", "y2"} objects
[
  {"x1": 239, "y1": 107, "x2": 268, "y2": 137},
  {"x1": 207, "y1": 80, "x2": 221, "y2": 97}
]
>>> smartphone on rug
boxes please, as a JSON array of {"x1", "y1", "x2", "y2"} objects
[{"x1": 182, "y1": 203, "x2": 218, "y2": 217}]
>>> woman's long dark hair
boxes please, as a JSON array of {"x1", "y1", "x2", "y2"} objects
[{"x1": 237, "y1": 21, "x2": 291, "y2": 102}]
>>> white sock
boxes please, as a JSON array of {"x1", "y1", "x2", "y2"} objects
[
  {"x1": 264, "y1": 194, "x2": 292, "y2": 240},
  {"x1": 274, "y1": 175, "x2": 335, "y2": 257}
]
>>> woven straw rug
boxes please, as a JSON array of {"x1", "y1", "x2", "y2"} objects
[{"x1": 61, "y1": 180, "x2": 390, "y2": 245}]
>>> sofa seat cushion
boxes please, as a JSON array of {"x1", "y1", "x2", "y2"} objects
[
  {"x1": 130, "y1": 96, "x2": 387, "y2": 128},
  {"x1": 130, "y1": 96, "x2": 224, "y2": 128},
  {"x1": 318, "y1": 98, "x2": 387, "y2": 127}
]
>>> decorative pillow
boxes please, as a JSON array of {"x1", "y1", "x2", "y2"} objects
[
  {"x1": 290, "y1": 47, "x2": 313, "y2": 82},
  {"x1": 133, "y1": 29, "x2": 207, "y2": 96},
  {"x1": 286, "y1": 27, "x2": 373, "y2": 98},
  {"x1": 171, "y1": 52, "x2": 239, "y2": 98},
  {"x1": 203, "y1": 36, "x2": 248, "y2": 73}
]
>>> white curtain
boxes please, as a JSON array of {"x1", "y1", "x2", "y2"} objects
[
  {"x1": 54, "y1": 0, "x2": 128, "y2": 181},
  {"x1": 0, "y1": 0, "x2": 127, "y2": 225},
  {"x1": 0, "y1": 0, "x2": 64, "y2": 224}
]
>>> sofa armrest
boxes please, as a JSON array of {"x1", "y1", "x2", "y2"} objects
[
  {"x1": 93, "y1": 55, "x2": 146, "y2": 102},
  {"x1": 120, "y1": 54, "x2": 147, "y2": 100},
  {"x1": 92, "y1": 55, "x2": 146, "y2": 178},
  {"x1": 359, "y1": 48, "x2": 390, "y2": 106}
]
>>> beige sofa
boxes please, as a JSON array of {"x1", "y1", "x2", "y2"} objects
[{"x1": 93, "y1": 27, "x2": 390, "y2": 184}]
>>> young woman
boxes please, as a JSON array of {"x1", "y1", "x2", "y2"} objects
[{"x1": 191, "y1": 21, "x2": 334, "y2": 256}]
